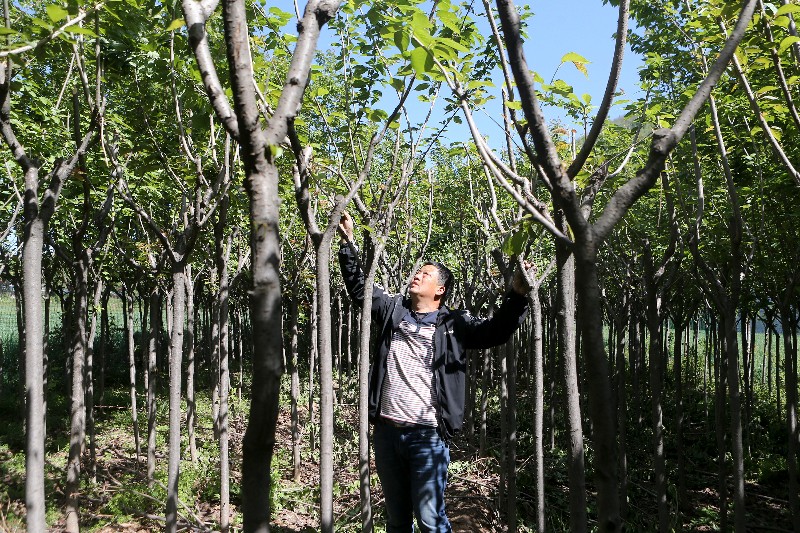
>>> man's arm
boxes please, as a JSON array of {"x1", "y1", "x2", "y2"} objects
[
  {"x1": 337, "y1": 212, "x2": 393, "y2": 319},
  {"x1": 459, "y1": 262, "x2": 531, "y2": 349}
]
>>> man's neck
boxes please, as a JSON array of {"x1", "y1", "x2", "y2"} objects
[{"x1": 411, "y1": 298, "x2": 440, "y2": 314}]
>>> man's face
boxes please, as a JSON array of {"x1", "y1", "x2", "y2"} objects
[{"x1": 408, "y1": 264, "x2": 445, "y2": 302}]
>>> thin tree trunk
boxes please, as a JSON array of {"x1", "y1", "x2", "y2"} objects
[
  {"x1": 479, "y1": 347, "x2": 491, "y2": 456},
  {"x1": 616, "y1": 306, "x2": 628, "y2": 522},
  {"x1": 506, "y1": 335, "x2": 518, "y2": 531},
  {"x1": 22, "y1": 199, "x2": 47, "y2": 532},
  {"x1": 644, "y1": 250, "x2": 668, "y2": 533},
  {"x1": 289, "y1": 298, "x2": 302, "y2": 482},
  {"x1": 186, "y1": 266, "x2": 197, "y2": 463},
  {"x1": 166, "y1": 266, "x2": 187, "y2": 533},
  {"x1": 98, "y1": 287, "x2": 109, "y2": 408},
  {"x1": 309, "y1": 286, "x2": 318, "y2": 451},
  {"x1": 715, "y1": 319, "x2": 728, "y2": 533},
  {"x1": 86, "y1": 276, "x2": 104, "y2": 484},
  {"x1": 211, "y1": 265, "x2": 222, "y2": 441},
  {"x1": 315, "y1": 240, "x2": 336, "y2": 533},
  {"x1": 499, "y1": 343, "x2": 508, "y2": 513},
  {"x1": 781, "y1": 306, "x2": 800, "y2": 532},
  {"x1": 674, "y1": 320, "x2": 687, "y2": 525},
  {"x1": 124, "y1": 287, "x2": 141, "y2": 460},
  {"x1": 556, "y1": 228, "x2": 587, "y2": 533},
  {"x1": 65, "y1": 251, "x2": 90, "y2": 533},
  {"x1": 531, "y1": 286, "x2": 545, "y2": 533},
  {"x1": 216, "y1": 198, "x2": 232, "y2": 533},
  {"x1": 147, "y1": 289, "x2": 159, "y2": 485}
]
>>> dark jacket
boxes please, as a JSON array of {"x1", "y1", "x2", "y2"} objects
[{"x1": 339, "y1": 243, "x2": 528, "y2": 440}]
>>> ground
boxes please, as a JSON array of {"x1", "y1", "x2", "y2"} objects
[{"x1": 1, "y1": 385, "x2": 796, "y2": 532}]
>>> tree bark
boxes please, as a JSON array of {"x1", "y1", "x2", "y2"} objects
[
  {"x1": 65, "y1": 250, "x2": 90, "y2": 533},
  {"x1": 289, "y1": 298, "x2": 302, "y2": 482},
  {"x1": 147, "y1": 289, "x2": 159, "y2": 485},
  {"x1": 555, "y1": 220, "x2": 587, "y2": 533},
  {"x1": 166, "y1": 266, "x2": 187, "y2": 533},
  {"x1": 216, "y1": 198, "x2": 232, "y2": 533},
  {"x1": 780, "y1": 305, "x2": 800, "y2": 533},
  {"x1": 186, "y1": 267, "x2": 198, "y2": 463},
  {"x1": 530, "y1": 284, "x2": 545, "y2": 533},
  {"x1": 124, "y1": 287, "x2": 141, "y2": 460}
]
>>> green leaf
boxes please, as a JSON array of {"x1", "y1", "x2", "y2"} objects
[
  {"x1": 776, "y1": 3, "x2": 800, "y2": 16},
  {"x1": 755, "y1": 85, "x2": 778, "y2": 96},
  {"x1": 581, "y1": 93, "x2": 591, "y2": 105},
  {"x1": 779, "y1": 36, "x2": 800, "y2": 54},
  {"x1": 0, "y1": 27, "x2": 18, "y2": 35},
  {"x1": 560, "y1": 52, "x2": 590, "y2": 64},
  {"x1": 410, "y1": 46, "x2": 433, "y2": 76},
  {"x1": 46, "y1": 4, "x2": 69, "y2": 23},
  {"x1": 505, "y1": 100, "x2": 522, "y2": 110},
  {"x1": 560, "y1": 52, "x2": 590, "y2": 76},
  {"x1": 437, "y1": 37, "x2": 469, "y2": 53},
  {"x1": 166, "y1": 18, "x2": 185, "y2": 32},
  {"x1": 390, "y1": 77, "x2": 405, "y2": 91},
  {"x1": 65, "y1": 25, "x2": 97, "y2": 37},
  {"x1": 394, "y1": 30, "x2": 410, "y2": 52},
  {"x1": 410, "y1": 10, "x2": 433, "y2": 46}
]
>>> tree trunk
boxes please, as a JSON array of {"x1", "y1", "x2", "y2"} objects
[
  {"x1": 65, "y1": 251, "x2": 90, "y2": 533},
  {"x1": 98, "y1": 287, "x2": 109, "y2": 408},
  {"x1": 644, "y1": 250, "x2": 668, "y2": 533},
  {"x1": 22, "y1": 186, "x2": 47, "y2": 532},
  {"x1": 556, "y1": 231, "x2": 587, "y2": 533},
  {"x1": 499, "y1": 343, "x2": 508, "y2": 512},
  {"x1": 124, "y1": 287, "x2": 141, "y2": 460},
  {"x1": 674, "y1": 320, "x2": 687, "y2": 523},
  {"x1": 211, "y1": 265, "x2": 222, "y2": 441},
  {"x1": 289, "y1": 298, "x2": 302, "y2": 482},
  {"x1": 314, "y1": 239, "x2": 336, "y2": 533},
  {"x1": 239, "y1": 166, "x2": 284, "y2": 533},
  {"x1": 616, "y1": 306, "x2": 628, "y2": 522},
  {"x1": 309, "y1": 286, "x2": 318, "y2": 451},
  {"x1": 216, "y1": 198, "x2": 232, "y2": 533},
  {"x1": 530, "y1": 286, "x2": 545, "y2": 533},
  {"x1": 572, "y1": 240, "x2": 621, "y2": 532},
  {"x1": 147, "y1": 289, "x2": 159, "y2": 485},
  {"x1": 780, "y1": 305, "x2": 800, "y2": 533},
  {"x1": 186, "y1": 266, "x2": 198, "y2": 463},
  {"x1": 506, "y1": 335, "x2": 518, "y2": 531},
  {"x1": 166, "y1": 266, "x2": 187, "y2": 533},
  {"x1": 86, "y1": 276, "x2": 104, "y2": 484},
  {"x1": 714, "y1": 318, "x2": 728, "y2": 532},
  {"x1": 479, "y1": 345, "x2": 490, "y2": 456}
]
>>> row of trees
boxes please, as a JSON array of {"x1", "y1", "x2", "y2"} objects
[{"x1": 0, "y1": 0, "x2": 799, "y2": 531}]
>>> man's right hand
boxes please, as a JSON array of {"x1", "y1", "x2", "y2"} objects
[{"x1": 338, "y1": 211, "x2": 355, "y2": 242}]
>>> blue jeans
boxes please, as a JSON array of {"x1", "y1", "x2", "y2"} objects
[{"x1": 373, "y1": 423, "x2": 452, "y2": 533}]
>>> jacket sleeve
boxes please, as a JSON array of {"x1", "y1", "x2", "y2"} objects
[
  {"x1": 458, "y1": 291, "x2": 528, "y2": 350},
  {"x1": 338, "y1": 241, "x2": 394, "y2": 323}
]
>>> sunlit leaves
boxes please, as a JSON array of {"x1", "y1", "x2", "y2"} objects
[
  {"x1": 560, "y1": 51, "x2": 590, "y2": 77},
  {"x1": 45, "y1": 4, "x2": 69, "y2": 23}
]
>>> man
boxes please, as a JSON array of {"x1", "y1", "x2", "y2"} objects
[{"x1": 338, "y1": 212, "x2": 530, "y2": 533}]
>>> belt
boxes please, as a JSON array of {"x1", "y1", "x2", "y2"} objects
[{"x1": 379, "y1": 417, "x2": 433, "y2": 429}]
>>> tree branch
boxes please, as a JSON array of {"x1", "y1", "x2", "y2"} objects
[
  {"x1": 0, "y1": 3, "x2": 105, "y2": 58},
  {"x1": 567, "y1": 0, "x2": 629, "y2": 178},
  {"x1": 592, "y1": 0, "x2": 758, "y2": 241},
  {"x1": 182, "y1": 0, "x2": 240, "y2": 140}
]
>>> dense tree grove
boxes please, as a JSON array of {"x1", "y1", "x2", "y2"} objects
[{"x1": 0, "y1": 0, "x2": 798, "y2": 531}]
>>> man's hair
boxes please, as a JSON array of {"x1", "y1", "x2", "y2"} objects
[{"x1": 423, "y1": 260, "x2": 454, "y2": 305}]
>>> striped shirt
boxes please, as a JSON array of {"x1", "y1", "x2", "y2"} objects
[{"x1": 380, "y1": 311, "x2": 439, "y2": 427}]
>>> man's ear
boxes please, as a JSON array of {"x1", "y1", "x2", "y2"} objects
[{"x1": 435, "y1": 285, "x2": 445, "y2": 296}]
